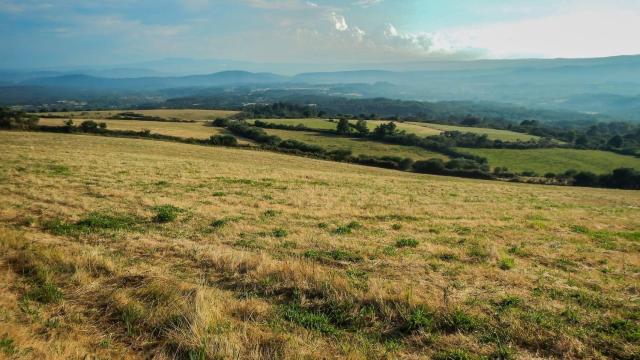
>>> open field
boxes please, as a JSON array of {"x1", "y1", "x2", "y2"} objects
[
  {"x1": 38, "y1": 118, "x2": 253, "y2": 144},
  {"x1": 262, "y1": 128, "x2": 448, "y2": 160},
  {"x1": 1, "y1": 131, "x2": 639, "y2": 359},
  {"x1": 247, "y1": 118, "x2": 538, "y2": 141},
  {"x1": 248, "y1": 118, "x2": 339, "y2": 130},
  {"x1": 36, "y1": 109, "x2": 239, "y2": 121},
  {"x1": 407, "y1": 122, "x2": 540, "y2": 142},
  {"x1": 462, "y1": 148, "x2": 640, "y2": 174}
]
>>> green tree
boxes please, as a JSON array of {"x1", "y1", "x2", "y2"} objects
[
  {"x1": 336, "y1": 118, "x2": 351, "y2": 135},
  {"x1": 354, "y1": 119, "x2": 369, "y2": 135}
]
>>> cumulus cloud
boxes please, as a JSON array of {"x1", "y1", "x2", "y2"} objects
[
  {"x1": 353, "y1": 0, "x2": 383, "y2": 8},
  {"x1": 331, "y1": 12, "x2": 348, "y2": 31}
]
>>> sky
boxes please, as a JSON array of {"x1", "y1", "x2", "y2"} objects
[{"x1": 1, "y1": 0, "x2": 640, "y2": 69}]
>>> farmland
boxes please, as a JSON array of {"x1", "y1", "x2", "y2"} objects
[
  {"x1": 1, "y1": 131, "x2": 639, "y2": 359},
  {"x1": 37, "y1": 118, "x2": 249, "y2": 142},
  {"x1": 37, "y1": 109, "x2": 239, "y2": 122},
  {"x1": 408, "y1": 122, "x2": 540, "y2": 142},
  {"x1": 262, "y1": 128, "x2": 448, "y2": 160},
  {"x1": 463, "y1": 148, "x2": 640, "y2": 174},
  {"x1": 247, "y1": 118, "x2": 537, "y2": 141}
]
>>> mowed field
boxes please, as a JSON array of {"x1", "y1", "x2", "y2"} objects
[
  {"x1": 262, "y1": 128, "x2": 448, "y2": 160},
  {"x1": 1, "y1": 131, "x2": 639, "y2": 359},
  {"x1": 37, "y1": 109, "x2": 239, "y2": 121},
  {"x1": 463, "y1": 148, "x2": 640, "y2": 174}
]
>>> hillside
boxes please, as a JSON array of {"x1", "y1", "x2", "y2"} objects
[{"x1": 1, "y1": 131, "x2": 639, "y2": 359}]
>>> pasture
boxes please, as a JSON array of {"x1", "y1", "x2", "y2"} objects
[
  {"x1": 36, "y1": 109, "x2": 239, "y2": 122},
  {"x1": 262, "y1": 128, "x2": 448, "y2": 160},
  {"x1": 0, "y1": 131, "x2": 638, "y2": 359},
  {"x1": 463, "y1": 147, "x2": 640, "y2": 174}
]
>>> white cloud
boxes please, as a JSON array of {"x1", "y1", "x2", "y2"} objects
[
  {"x1": 445, "y1": 7, "x2": 640, "y2": 58},
  {"x1": 353, "y1": 0, "x2": 383, "y2": 8},
  {"x1": 331, "y1": 12, "x2": 348, "y2": 31}
]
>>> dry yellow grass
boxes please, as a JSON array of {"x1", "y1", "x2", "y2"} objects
[
  {"x1": 39, "y1": 118, "x2": 224, "y2": 140},
  {"x1": 0, "y1": 131, "x2": 639, "y2": 359}
]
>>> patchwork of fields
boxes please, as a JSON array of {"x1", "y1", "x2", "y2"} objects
[
  {"x1": 463, "y1": 148, "x2": 640, "y2": 174},
  {"x1": 35, "y1": 113, "x2": 640, "y2": 176},
  {"x1": 38, "y1": 109, "x2": 239, "y2": 121},
  {"x1": 0, "y1": 131, "x2": 639, "y2": 359},
  {"x1": 262, "y1": 128, "x2": 449, "y2": 160},
  {"x1": 38, "y1": 118, "x2": 251, "y2": 143}
]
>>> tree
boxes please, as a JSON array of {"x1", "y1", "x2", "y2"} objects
[
  {"x1": 0, "y1": 108, "x2": 38, "y2": 129},
  {"x1": 353, "y1": 119, "x2": 369, "y2": 135},
  {"x1": 607, "y1": 135, "x2": 624, "y2": 148},
  {"x1": 336, "y1": 119, "x2": 351, "y2": 135},
  {"x1": 572, "y1": 171, "x2": 599, "y2": 187}
]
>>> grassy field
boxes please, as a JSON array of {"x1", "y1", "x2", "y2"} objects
[
  {"x1": 36, "y1": 109, "x2": 239, "y2": 121},
  {"x1": 408, "y1": 122, "x2": 540, "y2": 141},
  {"x1": 263, "y1": 128, "x2": 448, "y2": 160},
  {"x1": 1, "y1": 131, "x2": 639, "y2": 359},
  {"x1": 38, "y1": 118, "x2": 254, "y2": 144},
  {"x1": 462, "y1": 148, "x2": 640, "y2": 174},
  {"x1": 248, "y1": 118, "x2": 339, "y2": 130},
  {"x1": 248, "y1": 118, "x2": 538, "y2": 141}
]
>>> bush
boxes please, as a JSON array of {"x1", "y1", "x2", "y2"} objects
[
  {"x1": 277, "y1": 139, "x2": 325, "y2": 154},
  {"x1": 211, "y1": 118, "x2": 230, "y2": 127},
  {"x1": 209, "y1": 134, "x2": 238, "y2": 146},
  {"x1": 0, "y1": 108, "x2": 39, "y2": 129},
  {"x1": 153, "y1": 205, "x2": 182, "y2": 223}
]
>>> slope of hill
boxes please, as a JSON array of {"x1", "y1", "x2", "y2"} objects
[{"x1": 1, "y1": 131, "x2": 638, "y2": 359}]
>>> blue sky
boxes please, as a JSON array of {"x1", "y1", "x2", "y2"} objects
[{"x1": 1, "y1": 0, "x2": 640, "y2": 69}]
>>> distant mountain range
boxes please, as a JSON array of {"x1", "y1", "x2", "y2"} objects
[{"x1": 1, "y1": 55, "x2": 639, "y2": 121}]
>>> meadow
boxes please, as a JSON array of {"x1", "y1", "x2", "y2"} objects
[
  {"x1": 261, "y1": 128, "x2": 448, "y2": 160},
  {"x1": 37, "y1": 118, "x2": 251, "y2": 143},
  {"x1": 37, "y1": 109, "x2": 239, "y2": 122},
  {"x1": 408, "y1": 122, "x2": 540, "y2": 142},
  {"x1": 247, "y1": 118, "x2": 539, "y2": 141},
  {"x1": 462, "y1": 148, "x2": 640, "y2": 174},
  {"x1": 0, "y1": 131, "x2": 639, "y2": 359}
]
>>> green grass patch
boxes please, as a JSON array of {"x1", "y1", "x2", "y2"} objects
[
  {"x1": 461, "y1": 148, "x2": 640, "y2": 174},
  {"x1": 498, "y1": 257, "x2": 515, "y2": 270},
  {"x1": 27, "y1": 281, "x2": 63, "y2": 304},
  {"x1": 333, "y1": 221, "x2": 362, "y2": 235},
  {"x1": 281, "y1": 304, "x2": 338, "y2": 335},
  {"x1": 0, "y1": 335, "x2": 17, "y2": 356},
  {"x1": 152, "y1": 205, "x2": 182, "y2": 223},
  {"x1": 396, "y1": 238, "x2": 419, "y2": 248},
  {"x1": 272, "y1": 228, "x2": 288, "y2": 238},
  {"x1": 44, "y1": 212, "x2": 139, "y2": 236},
  {"x1": 304, "y1": 249, "x2": 364, "y2": 264}
]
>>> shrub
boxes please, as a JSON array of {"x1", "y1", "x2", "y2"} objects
[
  {"x1": 153, "y1": 205, "x2": 182, "y2": 223},
  {"x1": 211, "y1": 118, "x2": 230, "y2": 127},
  {"x1": 209, "y1": 134, "x2": 238, "y2": 146},
  {"x1": 0, "y1": 108, "x2": 39, "y2": 129},
  {"x1": 277, "y1": 139, "x2": 325, "y2": 154}
]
